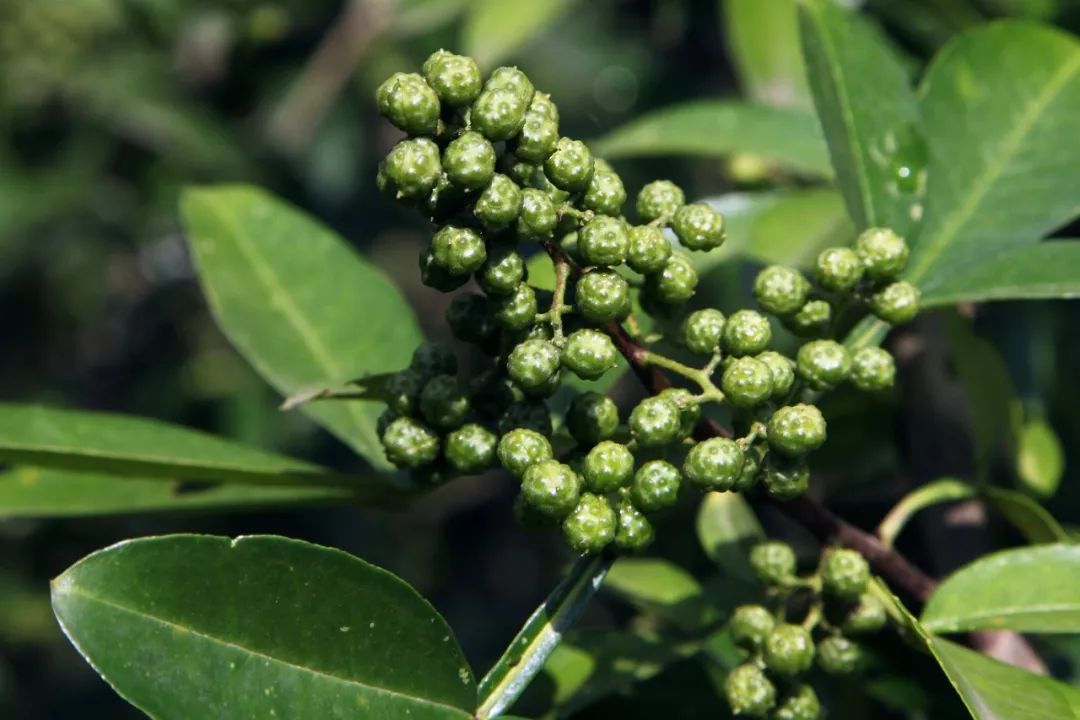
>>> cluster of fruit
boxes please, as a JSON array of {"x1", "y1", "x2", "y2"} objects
[
  {"x1": 722, "y1": 542, "x2": 890, "y2": 718},
  {"x1": 373, "y1": 52, "x2": 920, "y2": 555}
]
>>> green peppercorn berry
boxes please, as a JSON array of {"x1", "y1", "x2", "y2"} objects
[
  {"x1": 472, "y1": 87, "x2": 527, "y2": 141},
  {"x1": 762, "y1": 454, "x2": 810, "y2": 501},
  {"x1": 383, "y1": 138, "x2": 442, "y2": 198},
  {"x1": 498, "y1": 399, "x2": 553, "y2": 437},
  {"x1": 672, "y1": 202, "x2": 725, "y2": 251},
  {"x1": 382, "y1": 416, "x2": 441, "y2": 468},
  {"x1": 497, "y1": 428, "x2": 553, "y2": 477},
  {"x1": 503, "y1": 158, "x2": 538, "y2": 187},
  {"x1": 476, "y1": 247, "x2": 525, "y2": 297},
  {"x1": 773, "y1": 685, "x2": 821, "y2": 720},
  {"x1": 782, "y1": 299, "x2": 832, "y2": 337},
  {"x1": 842, "y1": 594, "x2": 888, "y2": 635},
  {"x1": 626, "y1": 225, "x2": 672, "y2": 274},
  {"x1": 767, "y1": 404, "x2": 827, "y2": 457},
  {"x1": 851, "y1": 346, "x2": 896, "y2": 391},
  {"x1": 444, "y1": 423, "x2": 497, "y2": 473},
  {"x1": 583, "y1": 169, "x2": 627, "y2": 216},
  {"x1": 582, "y1": 441, "x2": 634, "y2": 492},
  {"x1": 431, "y1": 225, "x2": 486, "y2": 276},
  {"x1": 578, "y1": 216, "x2": 628, "y2": 267},
  {"x1": 724, "y1": 664, "x2": 776, "y2": 718},
  {"x1": 562, "y1": 329, "x2": 619, "y2": 380},
  {"x1": 764, "y1": 624, "x2": 815, "y2": 677},
  {"x1": 822, "y1": 548, "x2": 870, "y2": 600},
  {"x1": 528, "y1": 91, "x2": 559, "y2": 123},
  {"x1": 492, "y1": 283, "x2": 538, "y2": 332},
  {"x1": 418, "y1": 374, "x2": 470, "y2": 430},
  {"x1": 474, "y1": 174, "x2": 522, "y2": 230},
  {"x1": 516, "y1": 188, "x2": 558, "y2": 238},
  {"x1": 815, "y1": 246, "x2": 863, "y2": 293},
  {"x1": 645, "y1": 254, "x2": 698, "y2": 305},
  {"x1": 411, "y1": 342, "x2": 457, "y2": 379},
  {"x1": 421, "y1": 50, "x2": 482, "y2": 106},
  {"x1": 562, "y1": 493, "x2": 617, "y2": 554},
  {"x1": 750, "y1": 541, "x2": 797, "y2": 585},
  {"x1": 659, "y1": 387, "x2": 701, "y2": 438},
  {"x1": 614, "y1": 498, "x2": 655, "y2": 551},
  {"x1": 422, "y1": 175, "x2": 472, "y2": 223},
  {"x1": 722, "y1": 310, "x2": 772, "y2": 356},
  {"x1": 485, "y1": 66, "x2": 534, "y2": 102},
  {"x1": 681, "y1": 308, "x2": 725, "y2": 355},
  {"x1": 816, "y1": 636, "x2": 863, "y2": 675},
  {"x1": 377, "y1": 408, "x2": 398, "y2": 438},
  {"x1": 375, "y1": 72, "x2": 440, "y2": 135},
  {"x1": 513, "y1": 110, "x2": 559, "y2": 163},
  {"x1": 575, "y1": 271, "x2": 630, "y2": 323},
  {"x1": 756, "y1": 351, "x2": 795, "y2": 399},
  {"x1": 384, "y1": 368, "x2": 425, "y2": 415},
  {"x1": 753, "y1": 265, "x2": 811, "y2": 317},
  {"x1": 629, "y1": 395, "x2": 683, "y2": 448},
  {"x1": 854, "y1": 227, "x2": 909, "y2": 280},
  {"x1": 630, "y1": 460, "x2": 682, "y2": 512},
  {"x1": 721, "y1": 357, "x2": 773, "y2": 408},
  {"x1": 446, "y1": 292, "x2": 497, "y2": 346},
  {"x1": 729, "y1": 604, "x2": 776, "y2": 651},
  {"x1": 507, "y1": 338, "x2": 561, "y2": 393},
  {"x1": 442, "y1": 131, "x2": 496, "y2": 190},
  {"x1": 566, "y1": 391, "x2": 620, "y2": 445},
  {"x1": 683, "y1": 437, "x2": 744, "y2": 491},
  {"x1": 733, "y1": 446, "x2": 763, "y2": 492},
  {"x1": 869, "y1": 280, "x2": 921, "y2": 325},
  {"x1": 521, "y1": 459, "x2": 581, "y2": 518},
  {"x1": 543, "y1": 137, "x2": 594, "y2": 192},
  {"x1": 513, "y1": 491, "x2": 559, "y2": 528},
  {"x1": 635, "y1": 179, "x2": 685, "y2": 223},
  {"x1": 795, "y1": 340, "x2": 851, "y2": 390}
]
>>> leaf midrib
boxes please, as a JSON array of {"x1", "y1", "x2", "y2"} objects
[{"x1": 925, "y1": 602, "x2": 1080, "y2": 632}]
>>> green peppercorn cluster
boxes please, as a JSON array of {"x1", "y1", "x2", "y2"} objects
[{"x1": 722, "y1": 542, "x2": 891, "y2": 718}]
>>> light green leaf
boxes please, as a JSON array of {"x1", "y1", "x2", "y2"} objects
[
  {"x1": 52, "y1": 535, "x2": 475, "y2": 719},
  {"x1": 909, "y1": 22, "x2": 1080, "y2": 290},
  {"x1": 922, "y1": 544, "x2": 1080, "y2": 634},
  {"x1": 985, "y1": 487, "x2": 1068, "y2": 545},
  {"x1": 1016, "y1": 418, "x2": 1066, "y2": 498},
  {"x1": 604, "y1": 558, "x2": 717, "y2": 631},
  {"x1": 798, "y1": 0, "x2": 921, "y2": 233},
  {"x1": 591, "y1": 101, "x2": 831, "y2": 177},
  {"x1": 461, "y1": 0, "x2": 576, "y2": 68},
  {"x1": 182, "y1": 185, "x2": 421, "y2": 469},
  {"x1": 922, "y1": 242, "x2": 1080, "y2": 306},
  {"x1": 723, "y1": 0, "x2": 811, "y2": 109},
  {"x1": 697, "y1": 492, "x2": 765, "y2": 583}
]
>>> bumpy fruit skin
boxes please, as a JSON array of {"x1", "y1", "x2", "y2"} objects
[
  {"x1": 522, "y1": 460, "x2": 581, "y2": 518},
  {"x1": 579, "y1": 216, "x2": 629, "y2": 267},
  {"x1": 815, "y1": 246, "x2": 863, "y2": 293},
  {"x1": 842, "y1": 594, "x2": 888, "y2": 635},
  {"x1": 614, "y1": 499, "x2": 655, "y2": 551},
  {"x1": 492, "y1": 283, "x2": 538, "y2": 332},
  {"x1": 851, "y1": 346, "x2": 896, "y2": 391},
  {"x1": 420, "y1": 247, "x2": 470, "y2": 292},
  {"x1": 382, "y1": 416, "x2": 441, "y2": 468},
  {"x1": 681, "y1": 308, "x2": 725, "y2": 355},
  {"x1": 729, "y1": 604, "x2": 776, "y2": 651},
  {"x1": 411, "y1": 342, "x2": 457, "y2": 379},
  {"x1": 683, "y1": 437, "x2": 744, "y2": 490},
  {"x1": 562, "y1": 329, "x2": 619, "y2": 380},
  {"x1": 764, "y1": 624, "x2": 815, "y2": 677},
  {"x1": 756, "y1": 351, "x2": 795, "y2": 398},
  {"x1": 566, "y1": 391, "x2": 620, "y2": 445},
  {"x1": 753, "y1": 265, "x2": 810, "y2": 316},
  {"x1": 629, "y1": 396, "x2": 682, "y2": 448},
  {"x1": 659, "y1": 387, "x2": 701, "y2": 438},
  {"x1": 432, "y1": 225, "x2": 487, "y2": 276},
  {"x1": 486, "y1": 66, "x2": 534, "y2": 101},
  {"x1": 724, "y1": 663, "x2": 776, "y2": 718},
  {"x1": 645, "y1": 255, "x2": 698, "y2": 305},
  {"x1": 472, "y1": 87, "x2": 527, "y2": 141},
  {"x1": 783, "y1": 299, "x2": 831, "y2": 337},
  {"x1": 497, "y1": 428, "x2": 553, "y2": 477},
  {"x1": 722, "y1": 310, "x2": 772, "y2": 356},
  {"x1": 443, "y1": 131, "x2": 496, "y2": 190},
  {"x1": 444, "y1": 423, "x2": 498, "y2": 473},
  {"x1": 575, "y1": 271, "x2": 630, "y2": 323},
  {"x1": 870, "y1": 280, "x2": 921, "y2": 325},
  {"x1": 384, "y1": 368, "x2": 425, "y2": 415},
  {"x1": 508, "y1": 339, "x2": 561, "y2": 392},
  {"x1": 383, "y1": 138, "x2": 442, "y2": 198},
  {"x1": 630, "y1": 460, "x2": 682, "y2": 512},
  {"x1": 474, "y1": 174, "x2": 523, "y2": 230},
  {"x1": 773, "y1": 685, "x2": 821, "y2": 720},
  {"x1": 582, "y1": 440, "x2": 634, "y2": 492},
  {"x1": 476, "y1": 247, "x2": 525, "y2": 296},
  {"x1": 516, "y1": 188, "x2": 558, "y2": 238},
  {"x1": 583, "y1": 171, "x2": 627, "y2": 218},
  {"x1": 734, "y1": 447, "x2": 763, "y2": 492},
  {"x1": 750, "y1": 541, "x2": 797, "y2": 585},
  {"x1": 767, "y1": 404, "x2": 827, "y2": 457},
  {"x1": 544, "y1": 137, "x2": 594, "y2": 192},
  {"x1": 563, "y1": 493, "x2": 617, "y2": 553},
  {"x1": 822, "y1": 548, "x2": 870, "y2": 600},
  {"x1": 419, "y1": 375, "x2": 470, "y2": 430},
  {"x1": 672, "y1": 202, "x2": 725, "y2": 251},
  {"x1": 762, "y1": 454, "x2": 810, "y2": 500},
  {"x1": 817, "y1": 635, "x2": 863, "y2": 675},
  {"x1": 854, "y1": 227, "x2": 909, "y2": 280},
  {"x1": 722, "y1": 356, "x2": 774, "y2": 408},
  {"x1": 375, "y1": 72, "x2": 440, "y2": 135},
  {"x1": 796, "y1": 339, "x2": 851, "y2": 390},
  {"x1": 514, "y1": 110, "x2": 559, "y2": 163},
  {"x1": 636, "y1": 179, "x2": 685, "y2": 222},
  {"x1": 528, "y1": 91, "x2": 559, "y2": 123},
  {"x1": 498, "y1": 400, "x2": 553, "y2": 437},
  {"x1": 626, "y1": 225, "x2": 672, "y2": 274},
  {"x1": 446, "y1": 292, "x2": 496, "y2": 346},
  {"x1": 422, "y1": 50, "x2": 482, "y2": 106}
]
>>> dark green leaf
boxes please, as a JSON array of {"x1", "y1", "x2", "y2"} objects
[
  {"x1": 52, "y1": 535, "x2": 475, "y2": 719},
  {"x1": 697, "y1": 491, "x2": 765, "y2": 583},
  {"x1": 1015, "y1": 418, "x2": 1066, "y2": 498},
  {"x1": 461, "y1": 0, "x2": 576, "y2": 68},
  {"x1": 722, "y1": 0, "x2": 811, "y2": 109},
  {"x1": 922, "y1": 242, "x2": 1080, "y2": 306},
  {"x1": 985, "y1": 487, "x2": 1068, "y2": 544}
]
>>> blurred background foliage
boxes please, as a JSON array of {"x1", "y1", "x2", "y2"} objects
[{"x1": 1, "y1": 0, "x2": 1079, "y2": 717}]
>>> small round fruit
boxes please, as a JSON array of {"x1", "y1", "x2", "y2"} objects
[
  {"x1": 614, "y1": 499, "x2": 655, "y2": 551},
  {"x1": 421, "y1": 50, "x2": 482, "y2": 106},
  {"x1": 375, "y1": 72, "x2": 440, "y2": 135},
  {"x1": 383, "y1": 138, "x2": 442, "y2": 198},
  {"x1": 822, "y1": 548, "x2": 870, "y2": 600},
  {"x1": 476, "y1": 248, "x2": 526, "y2": 297},
  {"x1": 851, "y1": 346, "x2": 896, "y2": 391},
  {"x1": 521, "y1": 460, "x2": 581, "y2": 518},
  {"x1": 579, "y1": 215, "x2": 629, "y2": 267},
  {"x1": 722, "y1": 356, "x2": 774, "y2": 408},
  {"x1": 750, "y1": 541, "x2": 797, "y2": 585},
  {"x1": 516, "y1": 188, "x2": 558, "y2": 238},
  {"x1": 756, "y1": 351, "x2": 795, "y2": 398},
  {"x1": 583, "y1": 169, "x2": 626, "y2": 216},
  {"x1": 384, "y1": 368, "x2": 425, "y2": 415},
  {"x1": 764, "y1": 623, "x2": 815, "y2": 677},
  {"x1": 485, "y1": 66, "x2": 534, "y2": 102},
  {"x1": 474, "y1": 174, "x2": 523, "y2": 230},
  {"x1": 767, "y1": 404, "x2": 827, "y2": 457},
  {"x1": 761, "y1": 454, "x2": 810, "y2": 500},
  {"x1": 527, "y1": 91, "x2": 558, "y2": 122},
  {"x1": 563, "y1": 493, "x2": 617, "y2": 554},
  {"x1": 842, "y1": 594, "x2": 889, "y2": 635},
  {"x1": 575, "y1": 271, "x2": 630, "y2": 323},
  {"x1": 566, "y1": 392, "x2": 620, "y2": 445},
  {"x1": 855, "y1": 227, "x2": 909, "y2": 280},
  {"x1": 733, "y1": 446, "x2": 763, "y2": 492},
  {"x1": 446, "y1": 292, "x2": 497, "y2": 347},
  {"x1": 796, "y1": 339, "x2": 851, "y2": 390},
  {"x1": 497, "y1": 400, "x2": 553, "y2": 437},
  {"x1": 497, "y1": 428, "x2": 553, "y2": 477},
  {"x1": 471, "y1": 87, "x2": 528, "y2": 141},
  {"x1": 635, "y1": 179, "x2": 685, "y2": 222},
  {"x1": 672, "y1": 203, "x2": 725, "y2": 251},
  {"x1": 782, "y1": 299, "x2": 831, "y2": 337},
  {"x1": 513, "y1": 110, "x2": 559, "y2": 163},
  {"x1": 443, "y1": 131, "x2": 496, "y2": 190},
  {"x1": 492, "y1": 283, "x2": 538, "y2": 332},
  {"x1": 411, "y1": 342, "x2": 457, "y2": 379},
  {"x1": 431, "y1": 225, "x2": 487, "y2": 276},
  {"x1": 683, "y1": 437, "x2": 744, "y2": 491},
  {"x1": 817, "y1": 635, "x2": 863, "y2": 675},
  {"x1": 659, "y1": 387, "x2": 701, "y2": 438},
  {"x1": 645, "y1": 255, "x2": 698, "y2": 305},
  {"x1": 629, "y1": 396, "x2": 682, "y2": 448},
  {"x1": 630, "y1": 460, "x2": 682, "y2": 512},
  {"x1": 680, "y1": 308, "x2": 725, "y2": 355},
  {"x1": 419, "y1": 375, "x2": 470, "y2": 430},
  {"x1": 815, "y1": 246, "x2": 863, "y2": 293},
  {"x1": 753, "y1": 265, "x2": 810, "y2": 317},
  {"x1": 582, "y1": 441, "x2": 634, "y2": 492},
  {"x1": 869, "y1": 280, "x2": 921, "y2": 325},
  {"x1": 729, "y1": 604, "x2": 776, "y2": 651},
  {"x1": 444, "y1": 423, "x2": 497, "y2": 473},
  {"x1": 382, "y1": 416, "x2": 440, "y2": 468},
  {"x1": 562, "y1": 329, "x2": 619, "y2": 380},
  {"x1": 544, "y1": 137, "x2": 594, "y2": 192},
  {"x1": 724, "y1": 663, "x2": 776, "y2": 718},
  {"x1": 722, "y1": 310, "x2": 772, "y2": 356},
  {"x1": 507, "y1": 339, "x2": 561, "y2": 393},
  {"x1": 626, "y1": 225, "x2": 672, "y2": 274},
  {"x1": 773, "y1": 684, "x2": 821, "y2": 720}
]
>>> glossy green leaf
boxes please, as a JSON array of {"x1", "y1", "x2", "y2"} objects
[
  {"x1": 922, "y1": 544, "x2": 1080, "y2": 634},
  {"x1": 697, "y1": 492, "x2": 765, "y2": 583},
  {"x1": 604, "y1": 558, "x2": 716, "y2": 631},
  {"x1": 52, "y1": 535, "x2": 475, "y2": 719},
  {"x1": 985, "y1": 487, "x2": 1068, "y2": 545},
  {"x1": 1015, "y1": 418, "x2": 1066, "y2": 498},
  {"x1": 591, "y1": 101, "x2": 831, "y2": 176},
  {"x1": 922, "y1": 242, "x2": 1080, "y2": 306},
  {"x1": 877, "y1": 478, "x2": 976, "y2": 549},
  {"x1": 723, "y1": 0, "x2": 811, "y2": 109},
  {"x1": 909, "y1": 22, "x2": 1080, "y2": 290},
  {"x1": 798, "y1": 0, "x2": 921, "y2": 233},
  {"x1": 182, "y1": 185, "x2": 421, "y2": 469},
  {"x1": 461, "y1": 0, "x2": 575, "y2": 68}
]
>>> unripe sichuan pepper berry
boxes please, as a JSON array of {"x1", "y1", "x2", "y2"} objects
[
  {"x1": 645, "y1": 255, "x2": 698, "y2": 305},
  {"x1": 724, "y1": 664, "x2": 776, "y2": 718},
  {"x1": 383, "y1": 138, "x2": 442, "y2": 198},
  {"x1": 842, "y1": 594, "x2": 888, "y2": 635},
  {"x1": 722, "y1": 356, "x2": 773, "y2": 408},
  {"x1": 443, "y1": 131, "x2": 496, "y2": 190},
  {"x1": 680, "y1": 308, "x2": 725, "y2": 355},
  {"x1": 431, "y1": 225, "x2": 486, "y2": 276},
  {"x1": 659, "y1": 387, "x2": 701, "y2": 438},
  {"x1": 498, "y1": 400, "x2": 553, "y2": 437},
  {"x1": 476, "y1": 247, "x2": 525, "y2": 296},
  {"x1": 783, "y1": 299, "x2": 831, "y2": 337},
  {"x1": 817, "y1": 635, "x2": 863, "y2": 675},
  {"x1": 563, "y1": 493, "x2": 617, "y2": 553},
  {"x1": 764, "y1": 623, "x2": 815, "y2": 677},
  {"x1": 773, "y1": 685, "x2": 821, "y2": 720},
  {"x1": 492, "y1": 283, "x2": 538, "y2": 332},
  {"x1": 582, "y1": 440, "x2": 634, "y2": 492},
  {"x1": 629, "y1": 395, "x2": 682, "y2": 448},
  {"x1": 420, "y1": 248, "x2": 469, "y2": 292},
  {"x1": 757, "y1": 350, "x2": 795, "y2": 398},
  {"x1": 762, "y1": 454, "x2": 810, "y2": 500},
  {"x1": 870, "y1": 280, "x2": 921, "y2": 325},
  {"x1": 516, "y1": 188, "x2": 558, "y2": 238},
  {"x1": 626, "y1": 225, "x2": 672, "y2": 274},
  {"x1": 854, "y1": 226, "x2": 909, "y2": 280},
  {"x1": 796, "y1": 339, "x2": 851, "y2": 390},
  {"x1": 384, "y1": 368, "x2": 425, "y2": 415},
  {"x1": 521, "y1": 459, "x2": 581, "y2": 518},
  {"x1": 583, "y1": 169, "x2": 627, "y2": 216},
  {"x1": 444, "y1": 423, "x2": 497, "y2": 473},
  {"x1": 411, "y1": 342, "x2": 458, "y2": 379},
  {"x1": 815, "y1": 246, "x2": 863, "y2": 293},
  {"x1": 562, "y1": 329, "x2": 619, "y2": 380},
  {"x1": 767, "y1": 404, "x2": 827, "y2": 457},
  {"x1": 445, "y1": 292, "x2": 496, "y2": 346},
  {"x1": 513, "y1": 111, "x2": 559, "y2": 163},
  {"x1": 421, "y1": 50, "x2": 482, "y2": 106},
  {"x1": 474, "y1": 174, "x2": 522, "y2": 230},
  {"x1": 579, "y1": 216, "x2": 628, "y2": 266},
  {"x1": 630, "y1": 460, "x2": 682, "y2": 512},
  {"x1": 636, "y1": 179, "x2": 685, "y2": 222},
  {"x1": 614, "y1": 498, "x2": 655, "y2": 551},
  {"x1": 683, "y1": 437, "x2": 744, "y2": 491},
  {"x1": 671, "y1": 202, "x2": 725, "y2": 251},
  {"x1": 419, "y1": 375, "x2": 470, "y2": 430},
  {"x1": 750, "y1": 541, "x2": 797, "y2": 585},
  {"x1": 486, "y1": 66, "x2": 535, "y2": 101},
  {"x1": 753, "y1": 265, "x2": 811, "y2": 316},
  {"x1": 575, "y1": 271, "x2": 630, "y2": 323},
  {"x1": 566, "y1": 391, "x2": 620, "y2": 445},
  {"x1": 822, "y1": 548, "x2": 871, "y2": 600},
  {"x1": 471, "y1": 87, "x2": 527, "y2": 141},
  {"x1": 375, "y1": 72, "x2": 440, "y2": 135},
  {"x1": 544, "y1": 137, "x2": 594, "y2": 192},
  {"x1": 722, "y1": 310, "x2": 771, "y2": 356},
  {"x1": 851, "y1": 346, "x2": 896, "y2": 391},
  {"x1": 507, "y1": 339, "x2": 561, "y2": 393},
  {"x1": 729, "y1": 604, "x2": 776, "y2": 651},
  {"x1": 497, "y1": 428, "x2": 553, "y2": 477},
  {"x1": 382, "y1": 416, "x2": 441, "y2": 468}
]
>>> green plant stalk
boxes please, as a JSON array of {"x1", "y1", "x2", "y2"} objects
[
  {"x1": 476, "y1": 551, "x2": 616, "y2": 718},
  {"x1": 640, "y1": 351, "x2": 725, "y2": 400},
  {"x1": 877, "y1": 478, "x2": 976, "y2": 549}
]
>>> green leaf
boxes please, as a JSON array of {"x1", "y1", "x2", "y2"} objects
[
  {"x1": 1015, "y1": 418, "x2": 1066, "y2": 498},
  {"x1": 461, "y1": 0, "x2": 575, "y2": 68},
  {"x1": 697, "y1": 492, "x2": 765, "y2": 583},
  {"x1": 722, "y1": 0, "x2": 812, "y2": 109},
  {"x1": 181, "y1": 185, "x2": 421, "y2": 469},
  {"x1": 591, "y1": 101, "x2": 831, "y2": 177},
  {"x1": 909, "y1": 22, "x2": 1080, "y2": 290},
  {"x1": 877, "y1": 478, "x2": 976, "y2": 549},
  {"x1": 0, "y1": 467, "x2": 351, "y2": 518},
  {"x1": 922, "y1": 242, "x2": 1080, "y2": 306},
  {"x1": 922, "y1": 544, "x2": 1080, "y2": 634},
  {"x1": 798, "y1": 0, "x2": 921, "y2": 233},
  {"x1": 604, "y1": 558, "x2": 717, "y2": 631},
  {"x1": 52, "y1": 535, "x2": 475, "y2": 719},
  {"x1": 985, "y1": 487, "x2": 1068, "y2": 545}
]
